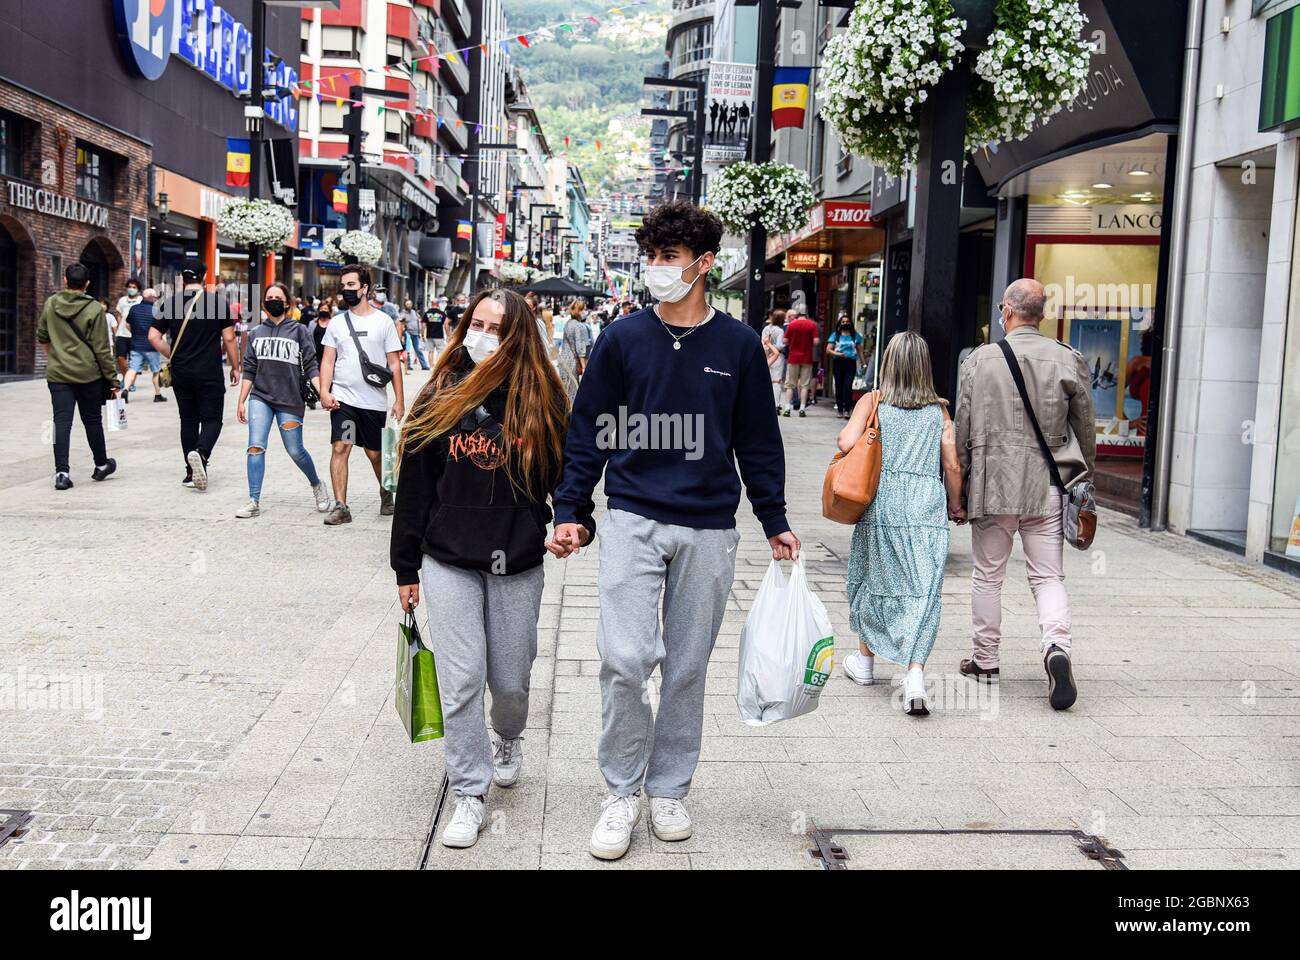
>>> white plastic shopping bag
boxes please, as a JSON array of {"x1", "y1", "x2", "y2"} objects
[
  {"x1": 736, "y1": 558, "x2": 835, "y2": 726},
  {"x1": 104, "y1": 397, "x2": 128, "y2": 432}
]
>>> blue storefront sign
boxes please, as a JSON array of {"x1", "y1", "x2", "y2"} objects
[{"x1": 112, "y1": 0, "x2": 297, "y2": 131}]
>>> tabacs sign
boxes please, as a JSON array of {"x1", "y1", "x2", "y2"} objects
[{"x1": 112, "y1": 0, "x2": 298, "y2": 132}]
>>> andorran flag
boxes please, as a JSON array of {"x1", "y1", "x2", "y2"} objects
[
  {"x1": 226, "y1": 138, "x2": 251, "y2": 188},
  {"x1": 332, "y1": 188, "x2": 348, "y2": 214},
  {"x1": 456, "y1": 220, "x2": 472, "y2": 241},
  {"x1": 771, "y1": 67, "x2": 812, "y2": 130}
]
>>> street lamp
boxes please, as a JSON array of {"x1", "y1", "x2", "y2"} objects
[
  {"x1": 528, "y1": 203, "x2": 556, "y2": 267},
  {"x1": 344, "y1": 86, "x2": 410, "y2": 232},
  {"x1": 468, "y1": 143, "x2": 521, "y2": 289},
  {"x1": 642, "y1": 76, "x2": 705, "y2": 205}
]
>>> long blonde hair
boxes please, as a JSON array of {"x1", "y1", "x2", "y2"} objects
[
  {"x1": 399, "y1": 288, "x2": 568, "y2": 499},
  {"x1": 878, "y1": 331, "x2": 945, "y2": 409}
]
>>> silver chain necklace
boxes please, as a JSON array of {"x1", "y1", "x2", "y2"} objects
[{"x1": 655, "y1": 305, "x2": 715, "y2": 351}]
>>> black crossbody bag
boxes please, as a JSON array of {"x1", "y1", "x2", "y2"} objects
[
  {"x1": 342, "y1": 311, "x2": 394, "y2": 389},
  {"x1": 997, "y1": 339, "x2": 1097, "y2": 550}
]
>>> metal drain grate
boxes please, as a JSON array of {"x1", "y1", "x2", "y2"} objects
[
  {"x1": 418, "y1": 774, "x2": 451, "y2": 870},
  {"x1": 0, "y1": 810, "x2": 33, "y2": 850},
  {"x1": 809, "y1": 827, "x2": 1126, "y2": 871}
]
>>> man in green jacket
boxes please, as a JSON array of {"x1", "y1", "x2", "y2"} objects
[{"x1": 36, "y1": 263, "x2": 121, "y2": 490}]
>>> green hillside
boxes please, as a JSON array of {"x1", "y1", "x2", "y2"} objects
[{"x1": 502, "y1": 0, "x2": 671, "y2": 199}]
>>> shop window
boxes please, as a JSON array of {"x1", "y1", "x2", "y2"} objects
[
  {"x1": 321, "y1": 25, "x2": 360, "y2": 60},
  {"x1": 75, "y1": 142, "x2": 113, "y2": 203},
  {"x1": 0, "y1": 110, "x2": 24, "y2": 179},
  {"x1": 1271, "y1": 197, "x2": 1300, "y2": 558}
]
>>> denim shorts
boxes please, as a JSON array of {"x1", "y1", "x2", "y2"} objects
[{"x1": 128, "y1": 350, "x2": 163, "y2": 374}]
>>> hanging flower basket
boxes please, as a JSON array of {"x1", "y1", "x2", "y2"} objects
[
  {"x1": 707, "y1": 162, "x2": 817, "y2": 236},
  {"x1": 818, "y1": 0, "x2": 1095, "y2": 176},
  {"x1": 499, "y1": 260, "x2": 531, "y2": 283},
  {"x1": 324, "y1": 230, "x2": 384, "y2": 265},
  {"x1": 216, "y1": 199, "x2": 295, "y2": 249}
]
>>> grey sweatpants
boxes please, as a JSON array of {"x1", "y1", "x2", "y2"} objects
[
  {"x1": 419, "y1": 554, "x2": 544, "y2": 797},
  {"x1": 597, "y1": 508, "x2": 739, "y2": 799}
]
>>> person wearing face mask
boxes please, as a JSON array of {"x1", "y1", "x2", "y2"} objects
[
  {"x1": 550, "y1": 201, "x2": 800, "y2": 861},
  {"x1": 391, "y1": 289, "x2": 596, "y2": 849},
  {"x1": 114, "y1": 277, "x2": 143, "y2": 382},
  {"x1": 318, "y1": 265, "x2": 406, "y2": 525},
  {"x1": 233, "y1": 283, "x2": 332, "y2": 519},
  {"x1": 826, "y1": 312, "x2": 865, "y2": 419},
  {"x1": 557, "y1": 298, "x2": 592, "y2": 403}
]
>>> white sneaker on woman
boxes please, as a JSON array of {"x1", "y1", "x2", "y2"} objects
[
  {"x1": 843, "y1": 651, "x2": 875, "y2": 686},
  {"x1": 649, "y1": 797, "x2": 693, "y2": 841},
  {"x1": 590, "y1": 793, "x2": 641, "y2": 860},
  {"x1": 311, "y1": 482, "x2": 331, "y2": 513},
  {"x1": 492, "y1": 735, "x2": 523, "y2": 787},
  {"x1": 235, "y1": 499, "x2": 260, "y2": 518},
  {"x1": 440, "y1": 796, "x2": 485, "y2": 848},
  {"x1": 903, "y1": 666, "x2": 930, "y2": 716}
]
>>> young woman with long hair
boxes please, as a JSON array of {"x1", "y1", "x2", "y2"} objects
[
  {"x1": 390, "y1": 288, "x2": 595, "y2": 849},
  {"x1": 836, "y1": 331, "x2": 963, "y2": 715}
]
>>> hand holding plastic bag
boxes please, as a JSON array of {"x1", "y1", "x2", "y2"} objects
[{"x1": 737, "y1": 558, "x2": 835, "y2": 726}]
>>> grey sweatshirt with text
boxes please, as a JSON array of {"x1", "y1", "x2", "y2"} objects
[{"x1": 242, "y1": 318, "x2": 319, "y2": 417}]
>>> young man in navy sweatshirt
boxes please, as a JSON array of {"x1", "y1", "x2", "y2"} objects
[{"x1": 551, "y1": 201, "x2": 800, "y2": 860}]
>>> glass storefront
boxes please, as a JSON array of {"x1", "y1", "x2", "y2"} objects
[{"x1": 1272, "y1": 195, "x2": 1300, "y2": 558}]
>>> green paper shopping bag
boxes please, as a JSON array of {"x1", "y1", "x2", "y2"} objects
[
  {"x1": 381, "y1": 423, "x2": 399, "y2": 492},
  {"x1": 395, "y1": 609, "x2": 443, "y2": 742}
]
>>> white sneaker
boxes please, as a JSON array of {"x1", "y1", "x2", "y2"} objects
[
  {"x1": 904, "y1": 666, "x2": 930, "y2": 716},
  {"x1": 235, "y1": 499, "x2": 260, "y2": 518},
  {"x1": 649, "y1": 797, "x2": 693, "y2": 842},
  {"x1": 843, "y1": 651, "x2": 875, "y2": 686},
  {"x1": 186, "y1": 451, "x2": 208, "y2": 491},
  {"x1": 312, "y1": 481, "x2": 331, "y2": 513},
  {"x1": 440, "y1": 795, "x2": 485, "y2": 849},
  {"x1": 589, "y1": 793, "x2": 641, "y2": 860},
  {"x1": 492, "y1": 734, "x2": 523, "y2": 788}
]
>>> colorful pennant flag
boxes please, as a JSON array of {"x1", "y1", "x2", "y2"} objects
[
  {"x1": 772, "y1": 67, "x2": 813, "y2": 130},
  {"x1": 226, "y1": 138, "x2": 251, "y2": 188}
]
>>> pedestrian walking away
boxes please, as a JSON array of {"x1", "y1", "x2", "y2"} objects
[
  {"x1": 234, "y1": 282, "x2": 331, "y2": 518},
  {"x1": 557, "y1": 298, "x2": 592, "y2": 404},
  {"x1": 782, "y1": 309, "x2": 820, "y2": 417},
  {"x1": 400, "y1": 297, "x2": 429, "y2": 371},
  {"x1": 762, "y1": 309, "x2": 787, "y2": 407},
  {"x1": 954, "y1": 279, "x2": 1097, "y2": 710},
  {"x1": 36, "y1": 263, "x2": 121, "y2": 489},
  {"x1": 839, "y1": 332, "x2": 964, "y2": 714},
  {"x1": 391, "y1": 288, "x2": 595, "y2": 849},
  {"x1": 149, "y1": 266, "x2": 239, "y2": 491},
  {"x1": 122, "y1": 289, "x2": 166, "y2": 402},
  {"x1": 551, "y1": 201, "x2": 800, "y2": 861},
  {"x1": 318, "y1": 265, "x2": 405, "y2": 525}
]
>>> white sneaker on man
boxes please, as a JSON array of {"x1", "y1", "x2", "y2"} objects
[
  {"x1": 589, "y1": 793, "x2": 641, "y2": 860},
  {"x1": 649, "y1": 797, "x2": 693, "y2": 841},
  {"x1": 440, "y1": 796, "x2": 485, "y2": 848},
  {"x1": 492, "y1": 734, "x2": 523, "y2": 787},
  {"x1": 843, "y1": 651, "x2": 875, "y2": 686}
]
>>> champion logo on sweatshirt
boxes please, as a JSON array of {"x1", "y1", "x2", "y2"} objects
[{"x1": 703, "y1": 366, "x2": 732, "y2": 377}]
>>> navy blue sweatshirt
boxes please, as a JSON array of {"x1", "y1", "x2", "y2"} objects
[{"x1": 552, "y1": 307, "x2": 789, "y2": 538}]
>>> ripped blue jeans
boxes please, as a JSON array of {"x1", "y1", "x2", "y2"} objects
[{"x1": 246, "y1": 395, "x2": 321, "y2": 501}]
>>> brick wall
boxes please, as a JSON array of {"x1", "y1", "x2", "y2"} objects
[{"x1": 0, "y1": 82, "x2": 152, "y2": 376}]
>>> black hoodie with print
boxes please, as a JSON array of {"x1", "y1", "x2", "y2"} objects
[{"x1": 390, "y1": 369, "x2": 596, "y2": 585}]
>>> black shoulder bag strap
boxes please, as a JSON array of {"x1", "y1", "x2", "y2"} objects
[
  {"x1": 998, "y1": 339, "x2": 1065, "y2": 490},
  {"x1": 342, "y1": 310, "x2": 393, "y2": 387},
  {"x1": 62, "y1": 306, "x2": 112, "y2": 399}
]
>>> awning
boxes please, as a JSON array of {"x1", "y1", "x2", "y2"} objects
[{"x1": 764, "y1": 200, "x2": 884, "y2": 267}]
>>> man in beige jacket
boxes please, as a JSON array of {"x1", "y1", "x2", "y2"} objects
[{"x1": 954, "y1": 279, "x2": 1096, "y2": 709}]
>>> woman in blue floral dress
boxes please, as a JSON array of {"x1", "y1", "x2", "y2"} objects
[{"x1": 837, "y1": 332, "x2": 964, "y2": 715}]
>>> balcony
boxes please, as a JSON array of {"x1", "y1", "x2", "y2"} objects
[
  {"x1": 437, "y1": 96, "x2": 468, "y2": 151},
  {"x1": 669, "y1": 1, "x2": 715, "y2": 34},
  {"x1": 432, "y1": 25, "x2": 469, "y2": 92},
  {"x1": 387, "y1": 3, "x2": 418, "y2": 44},
  {"x1": 436, "y1": 157, "x2": 467, "y2": 206},
  {"x1": 322, "y1": 0, "x2": 366, "y2": 27},
  {"x1": 444, "y1": 0, "x2": 471, "y2": 42}
]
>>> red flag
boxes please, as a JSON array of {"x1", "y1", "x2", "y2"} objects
[{"x1": 517, "y1": 36, "x2": 530, "y2": 48}]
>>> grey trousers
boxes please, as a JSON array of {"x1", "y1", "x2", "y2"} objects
[
  {"x1": 597, "y1": 508, "x2": 739, "y2": 799},
  {"x1": 419, "y1": 555, "x2": 544, "y2": 797}
]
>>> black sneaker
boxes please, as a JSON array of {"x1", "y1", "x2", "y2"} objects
[
  {"x1": 54, "y1": 473, "x2": 74, "y2": 491},
  {"x1": 1044, "y1": 645, "x2": 1077, "y2": 711},
  {"x1": 153, "y1": 394, "x2": 167, "y2": 402},
  {"x1": 91, "y1": 459, "x2": 117, "y2": 482}
]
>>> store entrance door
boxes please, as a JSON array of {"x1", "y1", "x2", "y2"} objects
[
  {"x1": 0, "y1": 224, "x2": 17, "y2": 374},
  {"x1": 79, "y1": 240, "x2": 112, "y2": 301}
]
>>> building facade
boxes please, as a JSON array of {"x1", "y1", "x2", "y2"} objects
[{"x1": 0, "y1": 0, "x2": 301, "y2": 376}]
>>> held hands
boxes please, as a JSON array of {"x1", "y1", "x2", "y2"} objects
[
  {"x1": 949, "y1": 503, "x2": 968, "y2": 525},
  {"x1": 769, "y1": 530, "x2": 801, "y2": 561},
  {"x1": 547, "y1": 522, "x2": 592, "y2": 559},
  {"x1": 320, "y1": 390, "x2": 340, "y2": 412},
  {"x1": 398, "y1": 584, "x2": 420, "y2": 612}
]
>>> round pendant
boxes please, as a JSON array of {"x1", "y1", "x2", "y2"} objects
[{"x1": 672, "y1": 341, "x2": 681, "y2": 350}]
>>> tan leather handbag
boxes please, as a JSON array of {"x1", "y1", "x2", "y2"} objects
[{"x1": 822, "y1": 391, "x2": 882, "y2": 524}]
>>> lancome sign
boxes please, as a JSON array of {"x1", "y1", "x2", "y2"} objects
[{"x1": 5, "y1": 180, "x2": 110, "y2": 229}]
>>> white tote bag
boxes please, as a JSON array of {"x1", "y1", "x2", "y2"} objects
[
  {"x1": 103, "y1": 397, "x2": 128, "y2": 432},
  {"x1": 736, "y1": 558, "x2": 835, "y2": 726}
]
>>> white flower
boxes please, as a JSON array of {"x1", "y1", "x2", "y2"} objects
[
  {"x1": 218, "y1": 200, "x2": 295, "y2": 249},
  {"x1": 324, "y1": 230, "x2": 384, "y2": 265}
]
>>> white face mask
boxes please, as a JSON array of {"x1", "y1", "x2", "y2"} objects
[
  {"x1": 463, "y1": 330, "x2": 499, "y2": 364},
  {"x1": 644, "y1": 254, "x2": 704, "y2": 303}
]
